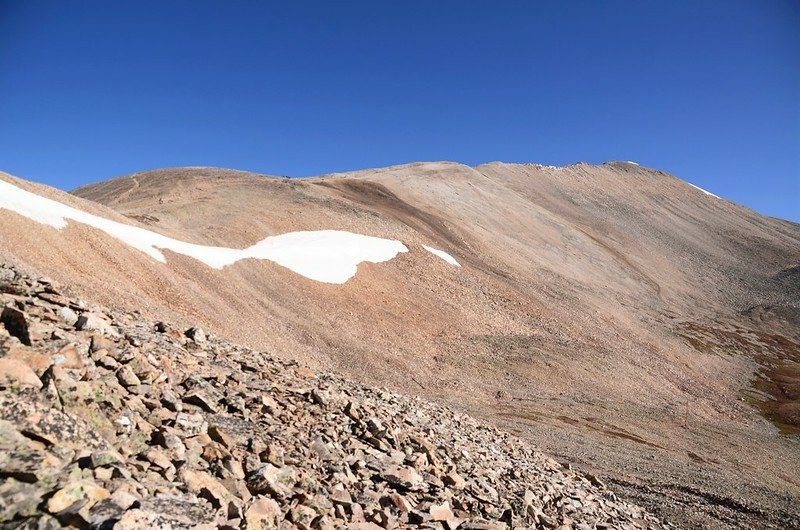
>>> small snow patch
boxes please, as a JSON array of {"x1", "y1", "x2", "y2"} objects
[
  {"x1": 422, "y1": 245, "x2": 460, "y2": 267},
  {"x1": 687, "y1": 182, "x2": 720, "y2": 199},
  {"x1": 0, "y1": 179, "x2": 408, "y2": 284},
  {"x1": 625, "y1": 161, "x2": 640, "y2": 166}
]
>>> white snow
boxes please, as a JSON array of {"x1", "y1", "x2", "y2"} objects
[
  {"x1": 422, "y1": 245, "x2": 460, "y2": 267},
  {"x1": 625, "y1": 161, "x2": 640, "y2": 166},
  {"x1": 0, "y1": 179, "x2": 408, "y2": 284},
  {"x1": 687, "y1": 182, "x2": 721, "y2": 199}
]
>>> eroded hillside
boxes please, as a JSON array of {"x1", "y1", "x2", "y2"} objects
[{"x1": 0, "y1": 162, "x2": 797, "y2": 527}]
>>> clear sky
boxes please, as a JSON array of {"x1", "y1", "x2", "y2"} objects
[{"x1": 1, "y1": 1, "x2": 798, "y2": 221}]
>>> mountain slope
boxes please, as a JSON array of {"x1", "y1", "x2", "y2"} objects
[
  {"x1": 1, "y1": 162, "x2": 798, "y2": 528},
  {"x1": 0, "y1": 265, "x2": 670, "y2": 529}
]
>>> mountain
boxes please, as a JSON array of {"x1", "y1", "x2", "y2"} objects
[
  {"x1": 0, "y1": 264, "x2": 668, "y2": 529},
  {"x1": 1, "y1": 161, "x2": 799, "y2": 528}
]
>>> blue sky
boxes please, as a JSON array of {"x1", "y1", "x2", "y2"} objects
[{"x1": 1, "y1": 1, "x2": 798, "y2": 221}]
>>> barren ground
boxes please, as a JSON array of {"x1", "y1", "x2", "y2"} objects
[{"x1": 1, "y1": 162, "x2": 798, "y2": 528}]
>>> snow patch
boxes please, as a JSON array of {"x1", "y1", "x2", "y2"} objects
[
  {"x1": 422, "y1": 245, "x2": 460, "y2": 267},
  {"x1": 0, "y1": 179, "x2": 408, "y2": 284},
  {"x1": 625, "y1": 161, "x2": 640, "y2": 166},
  {"x1": 687, "y1": 182, "x2": 720, "y2": 199}
]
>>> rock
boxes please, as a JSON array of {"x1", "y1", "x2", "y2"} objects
[
  {"x1": 385, "y1": 492, "x2": 411, "y2": 513},
  {"x1": 1, "y1": 306, "x2": 31, "y2": 345},
  {"x1": 89, "y1": 334, "x2": 115, "y2": 354},
  {"x1": 114, "y1": 496, "x2": 215, "y2": 529},
  {"x1": 208, "y1": 425, "x2": 235, "y2": 448},
  {"x1": 174, "y1": 412, "x2": 207, "y2": 437},
  {"x1": 46, "y1": 480, "x2": 110, "y2": 515},
  {"x1": 183, "y1": 469, "x2": 236, "y2": 510},
  {"x1": 0, "y1": 478, "x2": 47, "y2": 521},
  {"x1": 246, "y1": 463, "x2": 296, "y2": 499},
  {"x1": 185, "y1": 326, "x2": 207, "y2": 345},
  {"x1": 144, "y1": 447, "x2": 174, "y2": 470},
  {"x1": 58, "y1": 306, "x2": 79, "y2": 326},
  {"x1": 52, "y1": 344, "x2": 83, "y2": 370},
  {"x1": 75, "y1": 313, "x2": 115, "y2": 335},
  {"x1": 289, "y1": 504, "x2": 317, "y2": 529},
  {"x1": 0, "y1": 357, "x2": 42, "y2": 389},
  {"x1": 184, "y1": 389, "x2": 219, "y2": 413},
  {"x1": 444, "y1": 469, "x2": 467, "y2": 490},
  {"x1": 382, "y1": 465, "x2": 425, "y2": 491},
  {"x1": 116, "y1": 365, "x2": 141, "y2": 387},
  {"x1": 330, "y1": 484, "x2": 353, "y2": 505},
  {"x1": 430, "y1": 501, "x2": 463, "y2": 529},
  {"x1": 89, "y1": 450, "x2": 124, "y2": 468},
  {"x1": 87, "y1": 497, "x2": 127, "y2": 528},
  {"x1": 245, "y1": 496, "x2": 282, "y2": 529}
]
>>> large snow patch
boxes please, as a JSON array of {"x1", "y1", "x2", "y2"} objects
[{"x1": 0, "y1": 179, "x2": 408, "y2": 284}]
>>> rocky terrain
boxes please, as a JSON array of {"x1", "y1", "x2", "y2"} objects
[
  {"x1": 0, "y1": 264, "x2": 671, "y2": 529},
  {"x1": 1, "y1": 162, "x2": 799, "y2": 529}
]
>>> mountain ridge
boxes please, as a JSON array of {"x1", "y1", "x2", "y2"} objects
[{"x1": 2, "y1": 162, "x2": 799, "y2": 528}]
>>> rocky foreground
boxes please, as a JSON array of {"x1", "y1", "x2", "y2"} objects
[{"x1": 0, "y1": 263, "x2": 670, "y2": 529}]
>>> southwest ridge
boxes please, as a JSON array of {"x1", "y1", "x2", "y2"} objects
[
  {"x1": 0, "y1": 178, "x2": 459, "y2": 284},
  {"x1": 2, "y1": 162, "x2": 799, "y2": 528}
]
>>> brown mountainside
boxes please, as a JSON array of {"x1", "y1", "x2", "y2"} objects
[{"x1": 1, "y1": 161, "x2": 798, "y2": 528}]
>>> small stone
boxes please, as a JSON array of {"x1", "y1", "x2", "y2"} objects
[
  {"x1": 75, "y1": 313, "x2": 115, "y2": 335},
  {"x1": 430, "y1": 501, "x2": 461, "y2": 529},
  {"x1": 330, "y1": 484, "x2": 353, "y2": 505},
  {"x1": 174, "y1": 412, "x2": 208, "y2": 437},
  {"x1": 310, "y1": 436, "x2": 332, "y2": 461},
  {"x1": 89, "y1": 335, "x2": 115, "y2": 353},
  {"x1": 58, "y1": 306, "x2": 78, "y2": 326},
  {"x1": 185, "y1": 326, "x2": 207, "y2": 345},
  {"x1": 46, "y1": 481, "x2": 110, "y2": 515},
  {"x1": 246, "y1": 463, "x2": 296, "y2": 499},
  {"x1": 89, "y1": 450, "x2": 124, "y2": 468},
  {"x1": 183, "y1": 469, "x2": 235, "y2": 510},
  {"x1": 144, "y1": 447, "x2": 173, "y2": 470},
  {"x1": 116, "y1": 365, "x2": 141, "y2": 387},
  {"x1": 385, "y1": 493, "x2": 411, "y2": 513},
  {"x1": 444, "y1": 470, "x2": 467, "y2": 490},
  {"x1": 184, "y1": 389, "x2": 219, "y2": 413},
  {"x1": 87, "y1": 498, "x2": 126, "y2": 528},
  {"x1": 1, "y1": 306, "x2": 31, "y2": 345},
  {"x1": 0, "y1": 357, "x2": 42, "y2": 389},
  {"x1": 245, "y1": 496, "x2": 282, "y2": 529},
  {"x1": 110, "y1": 489, "x2": 138, "y2": 511},
  {"x1": 382, "y1": 465, "x2": 425, "y2": 491}
]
